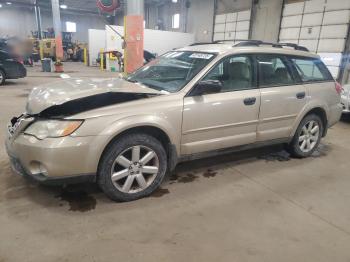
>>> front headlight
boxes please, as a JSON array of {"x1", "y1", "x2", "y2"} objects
[{"x1": 24, "y1": 120, "x2": 83, "y2": 140}]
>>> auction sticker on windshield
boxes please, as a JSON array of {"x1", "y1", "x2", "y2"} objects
[{"x1": 189, "y1": 53, "x2": 214, "y2": 59}]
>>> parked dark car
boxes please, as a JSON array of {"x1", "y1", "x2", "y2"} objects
[{"x1": 0, "y1": 50, "x2": 26, "y2": 85}]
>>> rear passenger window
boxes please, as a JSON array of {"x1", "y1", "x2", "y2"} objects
[
  {"x1": 257, "y1": 55, "x2": 294, "y2": 87},
  {"x1": 291, "y1": 57, "x2": 333, "y2": 82}
]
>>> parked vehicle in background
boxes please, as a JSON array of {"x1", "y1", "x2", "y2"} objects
[
  {"x1": 5, "y1": 41, "x2": 342, "y2": 202},
  {"x1": 0, "y1": 50, "x2": 26, "y2": 86},
  {"x1": 341, "y1": 84, "x2": 350, "y2": 114}
]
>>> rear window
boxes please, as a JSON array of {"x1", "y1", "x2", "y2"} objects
[{"x1": 290, "y1": 57, "x2": 333, "y2": 82}]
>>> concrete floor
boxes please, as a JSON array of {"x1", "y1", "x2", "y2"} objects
[{"x1": 1, "y1": 63, "x2": 350, "y2": 262}]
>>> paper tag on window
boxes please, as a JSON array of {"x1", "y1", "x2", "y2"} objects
[{"x1": 189, "y1": 53, "x2": 214, "y2": 59}]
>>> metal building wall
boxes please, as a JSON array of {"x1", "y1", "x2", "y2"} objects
[
  {"x1": 213, "y1": 9, "x2": 252, "y2": 42},
  {"x1": 279, "y1": 0, "x2": 350, "y2": 78}
]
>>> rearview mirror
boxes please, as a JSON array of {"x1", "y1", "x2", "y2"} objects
[{"x1": 190, "y1": 80, "x2": 222, "y2": 96}]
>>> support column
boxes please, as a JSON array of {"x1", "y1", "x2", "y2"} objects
[
  {"x1": 51, "y1": 0, "x2": 64, "y2": 61},
  {"x1": 124, "y1": 0, "x2": 144, "y2": 74},
  {"x1": 34, "y1": 1, "x2": 42, "y2": 39}
]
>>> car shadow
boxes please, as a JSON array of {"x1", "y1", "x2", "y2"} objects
[
  {"x1": 0, "y1": 81, "x2": 20, "y2": 86},
  {"x1": 1, "y1": 143, "x2": 330, "y2": 211}
]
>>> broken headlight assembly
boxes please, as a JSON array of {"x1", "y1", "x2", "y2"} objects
[{"x1": 24, "y1": 120, "x2": 83, "y2": 140}]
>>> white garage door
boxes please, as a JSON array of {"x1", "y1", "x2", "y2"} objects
[
  {"x1": 213, "y1": 9, "x2": 251, "y2": 42},
  {"x1": 279, "y1": 0, "x2": 350, "y2": 78}
]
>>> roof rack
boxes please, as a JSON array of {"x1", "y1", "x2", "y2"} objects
[
  {"x1": 189, "y1": 40, "x2": 309, "y2": 52},
  {"x1": 189, "y1": 40, "x2": 231, "y2": 46},
  {"x1": 189, "y1": 42, "x2": 216, "y2": 46},
  {"x1": 234, "y1": 40, "x2": 309, "y2": 52}
]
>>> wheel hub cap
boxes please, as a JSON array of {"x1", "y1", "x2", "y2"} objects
[
  {"x1": 298, "y1": 120, "x2": 320, "y2": 153},
  {"x1": 110, "y1": 145, "x2": 159, "y2": 194},
  {"x1": 130, "y1": 163, "x2": 141, "y2": 174}
]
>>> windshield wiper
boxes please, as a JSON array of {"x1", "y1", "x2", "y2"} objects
[{"x1": 126, "y1": 78, "x2": 163, "y2": 92}]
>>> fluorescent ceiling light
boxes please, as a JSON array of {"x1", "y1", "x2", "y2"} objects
[
  {"x1": 6, "y1": 2, "x2": 12, "y2": 5},
  {"x1": 60, "y1": 4, "x2": 67, "y2": 9},
  {"x1": 0, "y1": 4, "x2": 2, "y2": 7}
]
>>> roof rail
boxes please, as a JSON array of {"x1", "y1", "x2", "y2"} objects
[
  {"x1": 234, "y1": 40, "x2": 309, "y2": 52},
  {"x1": 189, "y1": 42, "x2": 216, "y2": 46},
  {"x1": 190, "y1": 40, "x2": 232, "y2": 46}
]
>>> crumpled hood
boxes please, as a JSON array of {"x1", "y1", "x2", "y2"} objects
[{"x1": 26, "y1": 77, "x2": 163, "y2": 115}]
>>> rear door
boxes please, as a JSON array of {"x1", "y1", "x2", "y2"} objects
[
  {"x1": 256, "y1": 54, "x2": 307, "y2": 141},
  {"x1": 0, "y1": 51, "x2": 16, "y2": 77}
]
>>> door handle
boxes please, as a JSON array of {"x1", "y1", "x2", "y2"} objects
[
  {"x1": 296, "y1": 92, "x2": 306, "y2": 99},
  {"x1": 243, "y1": 97, "x2": 256, "y2": 106}
]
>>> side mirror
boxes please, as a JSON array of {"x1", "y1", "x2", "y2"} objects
[{"x1": 190, "y1": 80, "x2": 222, "y2": 96}]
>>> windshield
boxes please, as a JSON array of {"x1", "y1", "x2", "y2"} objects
[{"x1": 126, "y1": 51, "x2": 216, "y2": 93}]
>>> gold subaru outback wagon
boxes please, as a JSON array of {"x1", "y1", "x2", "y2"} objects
[{"x1": 6, "y1": 41, "x2": 343, "y2": 201}]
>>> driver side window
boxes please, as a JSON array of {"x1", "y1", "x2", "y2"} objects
[{"x1": 203, "y1": 55, "x2": 254, "y2": 92}]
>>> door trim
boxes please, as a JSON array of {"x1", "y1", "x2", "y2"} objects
[
  {"x1": 179, "y1": 137, "x2": 291, "y2": 162},
  {"x1": 259, "y1": 114, "x2": 297, "y2": 124},
  {"x1": 182, "y1": 119, "x2": 259, "y2": 135}
]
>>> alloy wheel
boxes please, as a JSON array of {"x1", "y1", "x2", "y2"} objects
[
  {"x1": 298, "y1": 120, "x2": 320, "y2": 153},
  {"x1": 110, "y1": 145, "x2": 159, "y2": 194}
]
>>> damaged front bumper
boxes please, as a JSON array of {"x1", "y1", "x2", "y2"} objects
[{"x1": 5, "y1": 116, "x2": 105, "y2": 185}]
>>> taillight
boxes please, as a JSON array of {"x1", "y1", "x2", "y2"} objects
[
  {"x1": 335, "y1": 81, "x2": 343, "y2": 95},
  {"x1": 12, "y1": 56, "x2": 23, "y2": 64}
]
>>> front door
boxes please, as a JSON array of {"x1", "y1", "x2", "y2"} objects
[{"x1": 181, "y1": 55, "x2": 261, "y2": 155}]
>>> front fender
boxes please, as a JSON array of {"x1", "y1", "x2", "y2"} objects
[{"x1": 98, "y1": 114, "x2": 181, "y2": 154}]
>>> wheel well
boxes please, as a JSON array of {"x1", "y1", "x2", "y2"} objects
[
  {"x1": 117, "y1": 126, "x2": 171, "y2": 149},
  {"x1": 305, "y1": 107, "x2": 328, "y2": 136},
  {"x1": 98, "y1": 126, "x2": 172, "y2": 173}
]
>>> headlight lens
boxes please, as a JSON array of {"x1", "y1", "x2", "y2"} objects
[{"x1": 24, "y1": 120, "x2": 83, "y2": 140}]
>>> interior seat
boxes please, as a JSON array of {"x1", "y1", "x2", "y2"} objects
[
  {"x1": 275, "y1": 67, "x2": 292, "y2": 84},
  {"x1": 223, "y1": 61, "x2": 251, "y2": 91}
]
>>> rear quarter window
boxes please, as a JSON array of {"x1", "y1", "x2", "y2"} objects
[{"x1": 290, "y1": 57, "x2": 333, "y2": 82}]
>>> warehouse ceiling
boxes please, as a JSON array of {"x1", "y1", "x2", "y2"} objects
[{"x1": 0, "y1": 0, "x2": 169, "y2": 13}]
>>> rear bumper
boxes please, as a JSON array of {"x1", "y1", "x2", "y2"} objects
[
  {"x1": 328, "y1": 103, "x2": 343, "y2": 127},
  {"x1": 7, "y1": 66, "x2": 26, "y2": 79}
]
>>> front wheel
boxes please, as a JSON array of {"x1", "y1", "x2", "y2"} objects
[
  {"x1": 287, "y1": 114, "x2": 324, "y2": 158},
  {"x1": 98, "y1": 133, "x2": 167, "y2": 202}
]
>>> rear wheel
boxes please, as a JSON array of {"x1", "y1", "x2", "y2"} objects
[
  {"x1": 98, "y1": 133, "x2": 167, "y2": 202},
  {"x1": 0, "y1": 69, "x2": 5, "y2": 85},
  {"x1": 288, "y1": 114, "x2": 323, "y2": 158}
]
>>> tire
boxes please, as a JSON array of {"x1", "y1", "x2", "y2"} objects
[
  {"x1": 287, "y1": 114, "x2": 324, "y2": 158},
  {"x1": 0, "y1": 69, "x2": 6, "y2": 86},
  {"x1": 98, "y1": 133, "x2": 167, "y2": 202}
]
